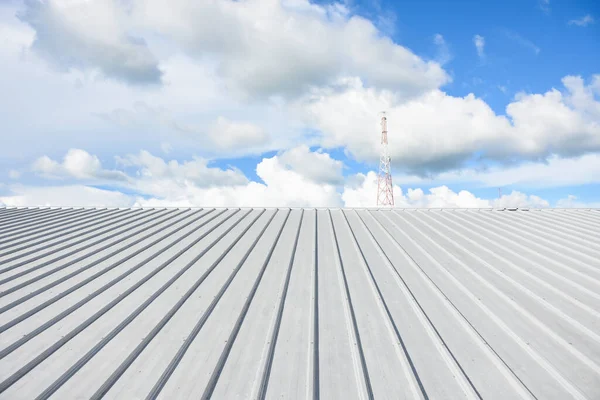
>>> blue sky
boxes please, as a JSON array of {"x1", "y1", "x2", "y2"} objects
[{"x1": 0, "y1": 0, "x2": 599, "y2": 208}]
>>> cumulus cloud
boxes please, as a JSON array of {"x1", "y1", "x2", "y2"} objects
[
  {"x1": 473, "y1": 34, "x2": 485, "y2": 58},
  {"x1": 32, "y1": 148, "x2": 129, "y2": 181},
  {"x1": 19, "y1": 147, "x2": 344, "y2": 207},
  {"x1": 556, "y1": 195, "x2": 600, "y2": 208},
  {"x1": 96, "y1": 102, "x2": 272, "y2": 153},
  {"x1": 18, "y1": 0, "x2": 162, "y2": 84},
  {"x1": 494, "y1": 191, "x2": 549, "y2": 208},
  {"x1": 208, "y1": 117, "x2": 270, "y2": 150},
  {"x1": 115, "y1": 150, "x2": 248, "y2": 188},
  {"x1": 277, "y1": 145, "x2": 344, "y2": 185},
  {"x1": 130, "y1": 0, "x2": 448, "y2": 98},
  {"x1": 568, "y1": 15, "x2": 594, "y2": 27},
  {"x1": 342, "y1": 171, "x2": 550, "y2": 208},
  {"x1": 0, "y1": 184, "x2": 133, "y2": 207},
  {"x1": 401, "y1": 153, "x2": 600, "y2": 189},
  {"x1": 3, "y1": 147, "x2": 578, "y2": 209},
  {"x1": 299, "y1": 74, "x2": 600, "y2": 175},
  {"x1": 3, "y1": 0, "x2": 599, "y2": 208},
  {"x1": 120, "y1": 147, "x2": 343, "y2": 207}
]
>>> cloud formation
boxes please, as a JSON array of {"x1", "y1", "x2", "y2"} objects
[
  {"x1": 1, "y1": 184, "x2": 133, "y2": 208},
  {"x1": 34, "y1": 0, "x2": 446, "y2": 97},
  {"x1": 19, "y1": 0, "x2": 162, "y2": 84},
  {"x1": 277, "y1": 145, "x2": 344, "y2": 185},
  {"x1": 505, "y1": 31, "x2": 540, "y2": 55},
  {"x1": 208, "y1": 117, "x2": 270, "y2": 150},
  {"x1": 32, "y1": 148, "x2": 129, "y2": 181},
  {"x1": 568, "y1": 15, "x2": 594, "y2": 27},
  {"x1": 115, "y1": 150, "x2": 249, "y2": 188},
  {"x1": 1, "y1": 0, "x2": 598, "y2": 210},
  {"x1": 473, "y1": 34, "x2": 485, "y2": 58},
  {"x1": 24, "y1": 147, "x2": 343, "y2": 207},
  {"x1": 179, "y1": 0, "x2": 444, "y2": 96},
  {"x1": 398, "y1": 153, "x2": 600, "y2": 189},
  {"x1": 342, "y1": 171, "x2": 550, "y2": 208},
  {"x1": 3, "y1": 147, "x2": 586, "y2": 209},
  {"x1": 434, "y1": 34, "x2": 451, "y2": 64},
  {"x1": 300, "y1": 75, "x2": 600, "y2": 175}
]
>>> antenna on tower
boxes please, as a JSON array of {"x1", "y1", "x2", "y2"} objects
[{"x1": 377, "y1": 111, "x2": 394, "y2": 207}]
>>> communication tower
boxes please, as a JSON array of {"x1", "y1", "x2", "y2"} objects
[{"x1": 377, "y1": 112, "x2": 394, "y2": 207}]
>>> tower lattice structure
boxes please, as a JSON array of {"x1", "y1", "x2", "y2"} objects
[{"x1": 376, "y1": 112, "x2": 394, "y2": 207}]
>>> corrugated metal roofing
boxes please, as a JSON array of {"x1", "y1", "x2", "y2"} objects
[{"x1": 0, "y1": 206, "x2": 599, "y2": 399}]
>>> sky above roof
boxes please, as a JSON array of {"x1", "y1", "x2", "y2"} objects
[{"x1": 0, "y1": 0, "x2": 599, "y2": 208}]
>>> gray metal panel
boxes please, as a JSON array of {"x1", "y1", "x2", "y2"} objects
[{"x1": 0, "y1": 207, "x2": 599, "y2": 399}]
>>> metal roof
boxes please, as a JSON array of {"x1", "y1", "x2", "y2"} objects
[{"x1": 0, "y1": 206, "x2": 599, "y2": 399}]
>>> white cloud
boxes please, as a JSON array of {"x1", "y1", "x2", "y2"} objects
[
  {"x1": 568, "y1": 15, "x2": 594, "y2": 27},
  {"x1": 433, "y1": 34, "x2": 451, "y2": 65},
  {"x1": 32, "y1": 149, "x2": 129, "y2": 181},
  {"x1": 120, "y1": 153, "x2": 343, "y2": 208},
  {"x1": 473, "y1": 34, "x2": 485, "y2": 58},
  {"x1": 129, "y1": 0, "x2": 448, "y2": 98},
  {"x1": 18, "y1": 0, "x2": 162, "y2": 84},
  {"x1": 278, "y1": 145, "x2": 344, "y2": 185},
  {"x1": 115, "y1": 149, "x2": 248, "y2": 188},
  {"x1": 17, "y1": 0, "x2": 448, "y2": 97},
  {"x1": 4, "y1": 148, "x2": 594, "y2": 209},
  {"x1": 401, "y1": 153, "x2": 600, "y2": 189},
  {"x1": 505, "y1": 31, "x2": 540, "y2": 55},
  {"x1": 124, "y1": 147, "x2": 343, "y2": 207},
  {"x1": 16, "y1": 147, "x2": 343, "y2": 207},
  {"x1": 0, "y1": 184, "x2": 134, "y2": 207},
  {"x1": 494, "y1": 191, "x2": 549, "y2": 208},
  {"x1": 556, "y1": 195, "x2": 600, "y2": 208},
  {"x1": 342, "y1": 171, "x2": 550, "y2": 208},
  {"x1": 298, "y1": 75, "x2": 600, "y2": 174},
  {"x1": 94, "y1": 99, "x2": 279, "y2": 155},
  {"x1": 1, "y1": 0, "x2": 599, "y2": 205},
  {"x1": 160, "y1": 142, "x2": 172, "y2": 154},
  {"x1": 3, "y1": 168, "x2": 552, "y2": 209},
  {"x1": 8, "y1": 170, "x2": 21, "y2": 179},
  {"x1": 208, "y1": 117, "x2": 269, "y2": 150}
]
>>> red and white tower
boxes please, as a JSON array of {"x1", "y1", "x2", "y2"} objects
[{"x1": 377, "y1": 112, "x2": 394, "y2": 207}]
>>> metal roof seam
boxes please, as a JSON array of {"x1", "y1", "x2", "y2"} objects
[
  {"x1": 0, "y1": 209, "x2": 195, "y2": 306},
  {"x1": 457, "y1": 209, "x2": 600, "y2": 275},
  {"x1": 0, "y1": 210, "x2": 246, "y2": 395},
  {"x1": 374, "y1": 210, "x2": 537, "y2": 399},
  {"x1": 0, "y1": 209, "x2": 163, "y2": 281},
  {"x1": 329, "y1": 209, "x2": 374, "y2": 400},
  {"x1": 0, "y1": 208, "x2": 87, "y2": 235},
  {"x1": 429, "y1": 210, "x2": 600, "y2": 318},
  {"x1": 45, "y1": 209, "x2": 266, "y2": 400},
  {"x1": 257, "y1": 209, "x2": 304, "y2": 400},
  {"x1": 0, "y1": 209, "x2": 223, "y2": 354},
  {"x1": 353, "y1": 209, "x2": 482, "y2": 399},
  {"x1": 387, "y1": 211, "x2": 589, "y2": 399},
  {"x1": 202, "y1": 209, "x2": 293, "y2": 399},
  {"x1": 0, "y1": 208, "x2": 127, "y2": 257},
  {"x1": 0, "y1": 208, "x2": 598, "y2": 399},
  {"x1": 340, "y1": 209, "x2": 427, "y2": 400}
]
